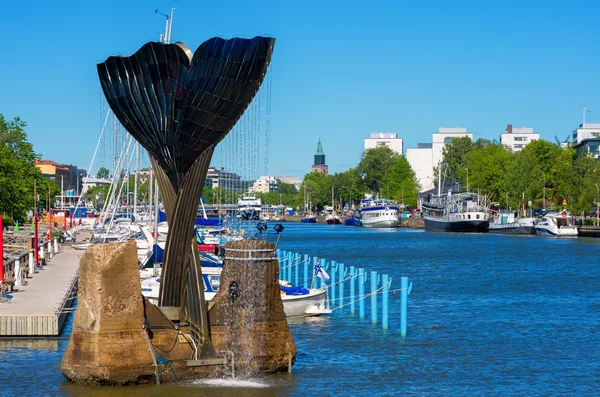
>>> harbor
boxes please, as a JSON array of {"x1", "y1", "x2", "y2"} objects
[{"x1": 1, "y1": 224, "x2": 599, "y2": 395}]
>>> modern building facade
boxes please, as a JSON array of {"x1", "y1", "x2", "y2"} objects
[
  {"x1": 364, "y1": 132, "x2": 403, "y2": 155},
  {"x1": 81, "y1": 177, "x2": 111, "y2": 195},
  {"x1": 311, "y1": 139, "x2": 328, "y2": 175},
  {"x1": 205, "y1": 167, "x2": 249, "y2": 191},
  {"x1": 35, "y1": 160, "x2": 87, "y2": 195},
  {"x1": 407, "y1": 127, "x2": 472, "y2": 192},
  {"x1": 572, "y1": 123, "x2": 600, "y2": 159},
  {"x1": 500, "y1": 124, "x2": 540, "y2": 151}
]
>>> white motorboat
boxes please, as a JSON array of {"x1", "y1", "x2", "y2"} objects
[{"x1": 534, "y1": 209, "x2": 578, "y2": 237}]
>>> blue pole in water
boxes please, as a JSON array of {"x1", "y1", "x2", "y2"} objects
[
  {"x1": 330, "y1": 261, "x2": 336, "y2": 304},
  {"x1": 371, "y1": 270, "x2": 378, "y2": 324},
  {"x1": 294, "y1": 253, "x2": 299, "y2": 286},
  {"x1": 288, "y1": 252, "x2": 293, "y2": 283},
  {"x1": 303, "y1": 253, "x2": 309, "y2": 288},
  {"x1": 349, "y1": 265, "x2": 356, "y2": 314},
  {"x1": 277, "y1": 249, "x2": 283, "y2": 278},
  {"x1": 320, "y1": 258, "x2": 327, "y2": 289},
  {"x1": 338, "y1": 263, "x2": 345, "y2": 308},
  {"x1": 359, "y1": 268, "x2": 366, "y2": 319},
  {"x1": 382, "y1": 274, "x2": 389, "y2": 330},
  {"x1": 401, "y1": 276, "x2": 409, "y2": 337}
]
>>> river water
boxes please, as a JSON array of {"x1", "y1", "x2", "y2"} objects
[{"x1": 1, "y1": 223, "x2": 599, "y2": 396}]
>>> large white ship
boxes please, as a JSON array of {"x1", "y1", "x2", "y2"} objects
[{"x1": 237, "y1": 194, "x2": 262, "y2": 220}]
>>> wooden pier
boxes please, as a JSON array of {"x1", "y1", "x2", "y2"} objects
[{"x1": 0, "y1": 249, "x2": 81, "y2": 336}]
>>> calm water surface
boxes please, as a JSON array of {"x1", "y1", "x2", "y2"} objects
[{"x1": 1, "y1": 223, "x2": 599, "y2": 396}]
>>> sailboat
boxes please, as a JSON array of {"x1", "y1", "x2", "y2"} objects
[
  {"x1": 301, "y1": 186, "x2": 316, "y2": 223},
  {"x1": 326, "y1": 187, "x2": 342, "y2": 224}
]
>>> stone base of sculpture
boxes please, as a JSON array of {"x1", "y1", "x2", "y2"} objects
[
  {"x1": 208, "y1": 238, "x2": 296, "y2": 374},
  {"x1": 61, "y1": 238, "x2": 295, "y2": 385}
]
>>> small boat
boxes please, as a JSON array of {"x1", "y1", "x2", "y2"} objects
[
  {"x1": 141, "y1": 269, "x2": 330, "y2": 318},
  {"x1": 279, "y1": 281, "x2": 330, "y2": 318},
  {"x1": 325, "y1": 188, "x2": 342, "y2": 224},
  {"x1": 344, "y1": 215, "x2": 360, "y2": 226},
  {"x1": 488, "y1": 207, "x2": 536, "y2": 235},
  {"x1": 534, "y1": 209, "x2": 578, "y2": 237},
  {"x1": 301, "y1": 215, "x2": 317, "y2": 223}
]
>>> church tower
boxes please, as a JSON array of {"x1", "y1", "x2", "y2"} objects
[{"x1": 311, "y1": 139, "x2": 328, "y2": 175}]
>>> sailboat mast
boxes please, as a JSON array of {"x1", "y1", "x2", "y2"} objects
[{"x1": 133, "y1": 143, "x2": 139, "y2": 219}]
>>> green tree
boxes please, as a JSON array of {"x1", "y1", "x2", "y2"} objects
[
  {"x1": 356, "y1": 147, "x2": 399, "y2": 194},
  {"x1": 0, "y1": 115, "x2": 49, "y2": 219},
  {"x1": 464, "y1": 143, "x2": 511, "y2": 202},
  {"x1": 381, "y1": 157, "x2": 420, "y2": 207},
  {"x1": 503, "y1": 149, "x2": 544, "y2": 209},
  {"x1": 96, "y1": 167, "x2": 110, "y2": 179},
  {"x1": 299, "y1": 172, "x2": 330, "y2": 210},
  {"x1": 329, "y1": 169, "x2": 363, "y2": 208}
]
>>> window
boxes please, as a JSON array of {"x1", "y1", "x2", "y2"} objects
[
  {"x1": 514, "y1": 144, "x2": 519, "y2": 149},
  {"x1": 444, "y1": 137, "x2": 454, "y2": 143}
]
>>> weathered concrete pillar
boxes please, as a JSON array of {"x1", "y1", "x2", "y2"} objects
[
  {"x1": 61, "y1": 241, "x2": 155, "y2": 384},
  {"x1": 208, "y1": 238, "x2": 296, "y2": 374}
]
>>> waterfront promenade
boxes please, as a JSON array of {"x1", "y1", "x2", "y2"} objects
[{"x1": 0, "y1": 249, "x2": 80, "y2": 336}]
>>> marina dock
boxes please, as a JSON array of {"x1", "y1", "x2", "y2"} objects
[{"x1": 0, "y1": 249, "x2": 80, "y2": 337}]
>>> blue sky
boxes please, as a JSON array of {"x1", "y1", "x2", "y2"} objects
[{"x1": 1, "y1": 0, "x2": 599, "y2": 178}]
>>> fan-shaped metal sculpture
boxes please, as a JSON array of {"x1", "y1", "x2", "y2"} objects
[{"x1": 98, "y1": 37, "x2": 275, "y2": 350}]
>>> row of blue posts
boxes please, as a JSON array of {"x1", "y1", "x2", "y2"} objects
[{"x1": 276, "y1": 249, "x2": 412, "y2": 336}]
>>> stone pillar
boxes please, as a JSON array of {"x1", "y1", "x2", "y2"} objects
[
  {"x1": 208, "y1": 238, "x2": 296, "y2": 374},
  {"x1": 61, "y1": 241, "x2": 155, "y2": 385}
]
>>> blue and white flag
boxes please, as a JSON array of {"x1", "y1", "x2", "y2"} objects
[{"x1": 313, "y1": 260, "x2": 330, "y2": 282}]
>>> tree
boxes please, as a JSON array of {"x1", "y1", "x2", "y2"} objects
[
  {"x1": 0, "y1": 114, "x2": 49, "y2": 219},
  {"x1": 298, "y1": 172, "x2": 330, "y2": 210},
  {"x1": 381, "y1": 156, "x2": 420, "y2": 208},
  {"x1": 503, "y1": 149, "x2": 544, "y2": 209},
  {"x1": 96, "y1": 167, "x2": 110, "y2": 179},
  {"x1": 356, "y1": 147, "x2": 399, "y2": 194},
  {"x1": 329, "y1": 169, "x2": 363, "y2": 208},
  {"x1": 464, "y1": 143, "x2": 511, "y2": 202}
]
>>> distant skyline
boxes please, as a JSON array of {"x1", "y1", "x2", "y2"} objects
[{"x1": 1, "y1": 0, "x2": 599, "y2": 178}]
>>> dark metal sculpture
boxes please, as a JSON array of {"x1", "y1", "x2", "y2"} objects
[{"x1": 97, "y1": 37, "x2": 275, "y2": 351}]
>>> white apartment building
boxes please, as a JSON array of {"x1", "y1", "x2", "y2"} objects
[
  {"x1": 364, "y1": 132, "x2": 403, "y2": 155},
  {"x1": 571, "y1": 123, "x2": 600, "y2": 144},
  {"x1": 251, "y1": 176, "x2": 278, "y2": 193},
  {"x1": 406, "y1": 127, "x2": 472, "y2": 192},
  {"x1": 500, "y1": 124, "x2": 540, "y2": 151}
]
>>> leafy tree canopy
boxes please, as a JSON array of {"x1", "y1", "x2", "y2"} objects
[{"x1": 356, "y1": 146, "x2": 399, "y2": 194}]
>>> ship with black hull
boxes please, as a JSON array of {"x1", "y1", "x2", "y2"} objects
[{"x1": 422, "y1": 191, "x2": 490, "y2": 233}]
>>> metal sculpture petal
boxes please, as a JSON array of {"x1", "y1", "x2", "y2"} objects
[{"x1": 97, "y1": 37, "x2": 275, "y2": 351}]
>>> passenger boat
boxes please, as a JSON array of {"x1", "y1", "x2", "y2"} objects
[
  {"x1": 422, "y1": 191, "x2": 490, "y2": 232},
  {"x1": 237, "y1": 194, "x2": 262, "y2": 220},
  {"x1": 534, "y1": 209, "x2": 578, "y2": 237},
  {"x1": 359, "y1": 198, "x2": 399, "y2": 228}
]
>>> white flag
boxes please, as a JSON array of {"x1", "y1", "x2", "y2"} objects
[{"x1": 313, "y1": 261, "x2": 330, "y2": 282}]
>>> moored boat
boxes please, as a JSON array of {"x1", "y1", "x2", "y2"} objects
[
  {"x1": 359, "y1": 198, "x2": 400, "y2": 228},
  {"x1": 237, "y1": 194, "x2": 262, "y2": 220},
  {"x1": 488, "y1": 209, "x2": 536, "y2": 235},
  {"x1": 422, "y1": 191, "x2": 490, "y2": 232},
  {"x1": 534, "y1": 209, "x2": 578, "y2": 237}
]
